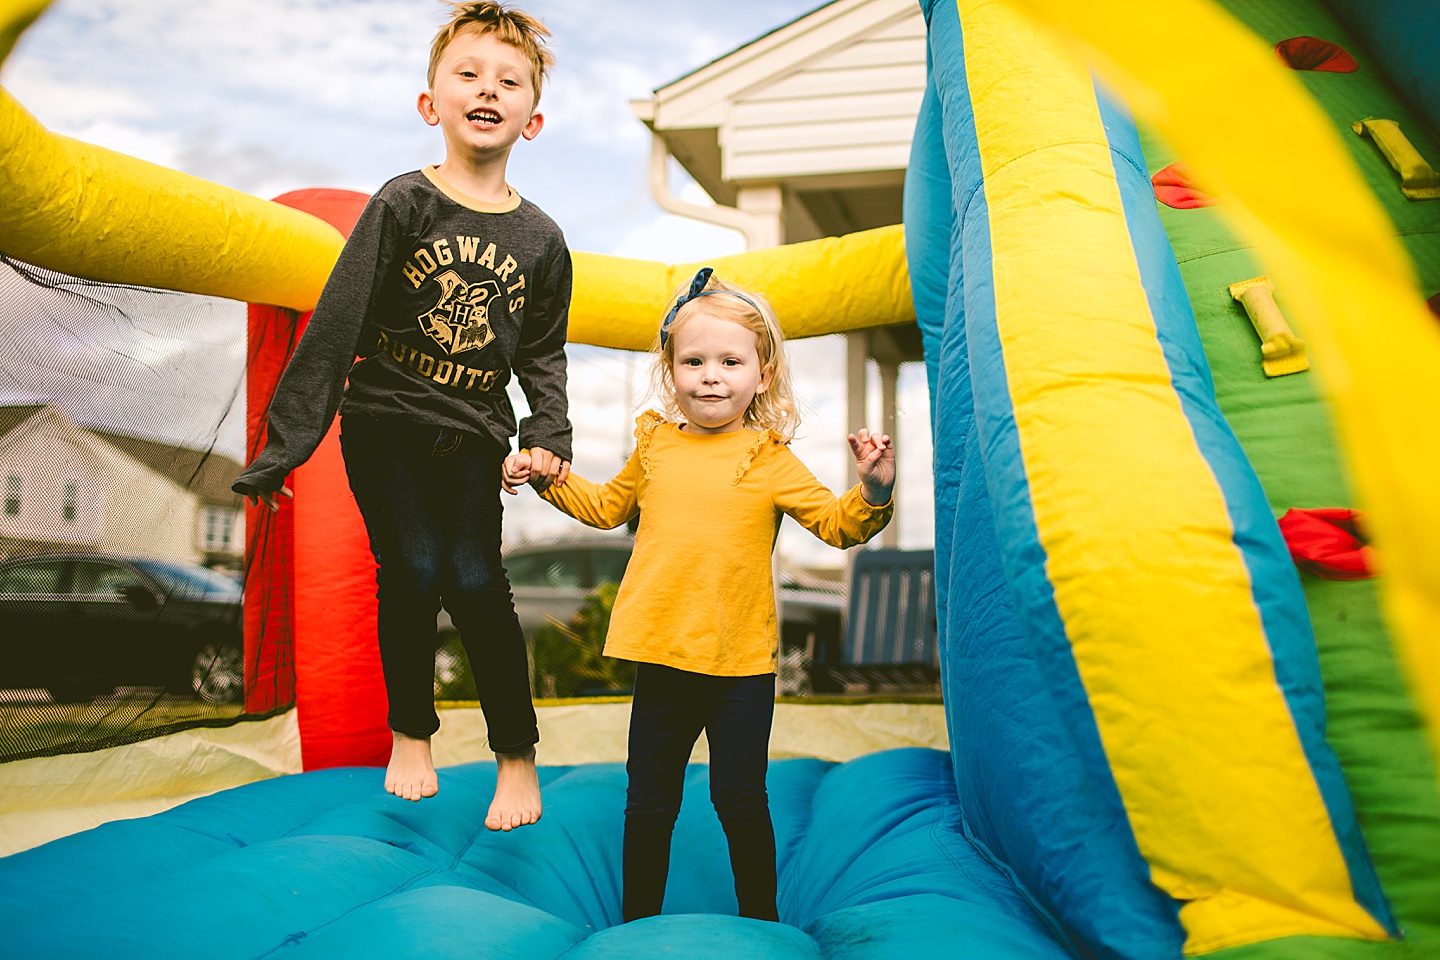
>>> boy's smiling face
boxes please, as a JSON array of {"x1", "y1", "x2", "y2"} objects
[{"x1": 419, "y1": 30, "x2": 543, "y2": 166}]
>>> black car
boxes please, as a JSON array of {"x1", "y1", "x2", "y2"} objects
[{"x1": 0, "y1": 552, "x2": 244, "y2": 704}]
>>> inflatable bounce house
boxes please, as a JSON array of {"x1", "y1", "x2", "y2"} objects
[{"x1": 2, "y1": 0, "x2": 1439, "y2": 957}]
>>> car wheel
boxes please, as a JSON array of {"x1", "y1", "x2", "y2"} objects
[{"x1": 188, "y1": 640, "x2": 244, "y2": 704}]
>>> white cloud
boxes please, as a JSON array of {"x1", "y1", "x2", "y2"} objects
[
  {"x1": 541, "y1": 55, "x2": 655, "y2": 150},
  {"x1": 1, "y1": 58, "x2": 161, "y2": 127},
  {"x1": 610, "y1": 214, "x2": 746, "y2": 263},
  {"x1": 174, "y1": 131, "x2": 344, "y2": 200}
]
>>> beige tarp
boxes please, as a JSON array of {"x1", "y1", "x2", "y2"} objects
[
  {"x1": 0, "y1": 711, "x2": 302, "y2": 857},
  {"x1": 1, "y1": 702, "x2": 947, "y2": 857}
]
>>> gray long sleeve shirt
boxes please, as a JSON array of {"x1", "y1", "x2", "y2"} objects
[{"x1": 234, "y1": 168, "x2": 572, "y2": 496}]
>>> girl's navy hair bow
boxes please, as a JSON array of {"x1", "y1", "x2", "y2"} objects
[{"x1": 659, "y1": 267, "x2": 761, "y2": 347}]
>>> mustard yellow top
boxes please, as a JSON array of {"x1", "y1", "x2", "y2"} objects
[{"x1": 541, "y1": 412, "x2": 893, "y2": 676}]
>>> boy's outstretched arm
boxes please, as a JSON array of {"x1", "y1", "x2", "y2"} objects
[
  {"x1": 232, "y1": 196, "x2": 396, "y2": 500},
  {"x1": 848, "y1": 428, "x2": 895, "y2": 506},
  {"x1": 512, "y1": 242, "x2": 574, "y2": 474}
]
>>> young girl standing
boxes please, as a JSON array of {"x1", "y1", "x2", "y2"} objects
[{"x1": 504, "y1": 267, "x2": 895, "y2": 922}]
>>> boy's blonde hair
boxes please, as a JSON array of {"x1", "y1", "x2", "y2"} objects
[
  {"x1": 651, "y1": 274, "x2": 800, "y2": 443},
  {"x1": 428, "y1": 1, "x2": 554, "y2": 105}
]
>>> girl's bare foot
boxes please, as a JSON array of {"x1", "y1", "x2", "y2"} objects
[
  {"x1": 386, "y1": 732, "x2": 439, "y2": 801},
  {"x1": 486, "y1": 748, "x2": 542, "y2": 831}
]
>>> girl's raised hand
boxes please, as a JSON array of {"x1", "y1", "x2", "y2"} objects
[{"x1": 848, "y1": 428, "x2": 895, "y2": 506}]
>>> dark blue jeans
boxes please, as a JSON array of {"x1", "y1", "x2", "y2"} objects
[
  {"x1": 340, "y1": 415, "x2": 538, "y2": 753},
  {"x1": 623, "y1": 663, "x2": 778, "y2": 923}
]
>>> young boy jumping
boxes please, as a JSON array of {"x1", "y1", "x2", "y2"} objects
[{"x1": 233, "y1": 1, "x2": 572, "y2": 831}]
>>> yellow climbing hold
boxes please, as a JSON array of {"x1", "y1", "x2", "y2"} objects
[
  {"x1": 1229, "y1": 276, "x2": 1310, "y2": 377},
  {"x1": 1353, "y1": 118, "x2": 1440, "y2": 200}
]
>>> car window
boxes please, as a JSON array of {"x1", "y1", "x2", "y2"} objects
[
  {"x1": 506, "y1": 551, "x2": 584, "y2": 588},
  {"x1": 71, "y1": 560, "x2": 148, "y2": 597},
  {"x1": 590, "y1": 548, "x2": 630, "y2": 587},
  {"x1": 0, "y1": 560, "x2": 67, "y2": 595}
]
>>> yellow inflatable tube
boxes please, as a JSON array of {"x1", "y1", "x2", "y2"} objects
[
  {"x1": 571, "y1": 227, "x2": 912, "y2": 351},
  {"x1": 0, "y1": 86, "x2": 346, "y2": 311}
]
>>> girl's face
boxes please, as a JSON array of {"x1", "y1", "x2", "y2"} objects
[{"x1": 669, "y1": 308, "x2": 770, "y2": 434}]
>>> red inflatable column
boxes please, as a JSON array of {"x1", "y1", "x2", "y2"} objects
[{"x1": 245, "y1": 188, "x2": 390, "y2": 770}]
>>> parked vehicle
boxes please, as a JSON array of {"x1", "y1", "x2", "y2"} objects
[
  {"x1": 433, "y1": 534, "x2": 634, "y2": 698},
  {"x1": 0, "y1": 552, "x2": 244, "y2": 704},
  {"x1": 433, "y1": 534, "x2": 852, "y2": 699},
  {"x1": 437, "y1": 533, "x2": 635, "y2": 640}
]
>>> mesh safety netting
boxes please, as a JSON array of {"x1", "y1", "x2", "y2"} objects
[{"x1": 0, "y1": 256, "x2": 294, "y2": 762}]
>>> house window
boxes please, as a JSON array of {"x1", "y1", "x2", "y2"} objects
[
  {"x1": 200, "y1": 506, "x2": 239, "y2": 553},
  {"x1": 62, "y1": 482, "x2": 78, "y2": 523},
  {"x1": 3, "y1": 474, "x2": 19, "y2": 516}
]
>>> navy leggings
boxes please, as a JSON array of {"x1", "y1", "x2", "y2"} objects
[
  {"x1": 623, "y1": 663, "x2": 778, "y2": 923},
  {"x1": 340, "y1": 415, "x2": 538, "y2": 753}
]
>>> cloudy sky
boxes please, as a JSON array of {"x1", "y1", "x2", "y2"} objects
[{"x1": 0, "y1": 0, "x2": 933, "y2": 565}]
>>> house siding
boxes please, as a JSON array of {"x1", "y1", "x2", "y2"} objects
[
  {"x1": 0, "y1": 418, "x2": 104, "y2": 549},
  {"x1": 726, "y1": 9, "x2": 926, "y2": 182},
  {"x1": 0, "y1": 406, "x2": 230, "y2": 566}
]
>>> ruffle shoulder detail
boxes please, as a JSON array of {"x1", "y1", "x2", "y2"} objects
[
  {"x1": 634, "y1": 410, "x2": 667, "y2": 479},
  {"x1": 733, "y1": 428, "x2": 786, "y2": 485}
]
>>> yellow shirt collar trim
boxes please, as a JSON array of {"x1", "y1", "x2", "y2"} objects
[{"x1": 422, "y1": 166, "x2": 521, "y2": 213}]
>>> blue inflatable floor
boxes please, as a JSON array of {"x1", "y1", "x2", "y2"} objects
[{"x1": 0, "y1": 748, "x2": 1072, "y2": 959}]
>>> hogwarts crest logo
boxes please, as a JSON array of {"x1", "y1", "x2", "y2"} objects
[{"x1": 418, "y1": 270, "x2": 500, "y2": 354}]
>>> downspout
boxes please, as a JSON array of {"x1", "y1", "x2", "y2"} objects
[{"x1": 646, "y1": 132, "x2": 771, "y2": 251}]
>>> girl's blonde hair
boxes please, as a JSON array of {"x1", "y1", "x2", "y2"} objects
[{"x1": 650, "y1": 273, "x2": 799, "y2": 442}]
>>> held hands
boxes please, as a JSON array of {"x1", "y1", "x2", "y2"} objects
[
  {"x1": 501, "y1": 453, "x2": 531, "y2": 493},
  {"x1": 243, "y1": 485, "x2": 293, "y2": 512},
  {"x1": 848, "y1": 428, "x2": 895, "y2": 507},
  {"x1": 501, "y1": 447, "x2": 570, "y2": 494}
]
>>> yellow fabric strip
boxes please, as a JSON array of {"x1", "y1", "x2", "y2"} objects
[
  {"x1": 957, "y1": 0, "x2": 1386, "y2": 951},
  {"x1": 0, "y1": 0, "x2": 51, "y2": 65},
  {"x1": 1227, "y1": 276, "x2": 1310, "y2": 377},
  {"x1": 1007, "y1": 0, "x2": 1440, "y2": 884}
]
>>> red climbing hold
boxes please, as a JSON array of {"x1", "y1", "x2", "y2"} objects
[
  {"x1": 1277, "y1": 508, "x2": 1376, "y2": 580},
  {"x1": 1152, "y1": 161, "x2": 1216, "y2": 209},
  {"x1": 1275, "y1": 37, "x2": 1358, "y2": 73}
]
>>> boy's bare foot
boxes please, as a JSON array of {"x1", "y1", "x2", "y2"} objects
[
  {"x1": 486, "y1": 747, "x2": 542, "y2": 831},
  {"x1": 386, "y1": 731, "x2": 439, "y2": 801}
]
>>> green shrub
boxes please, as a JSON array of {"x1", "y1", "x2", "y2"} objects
[
  {"x1": 433, "y1": 630, "x2": 478, "y2": 701},
  {"x1": 530, "y1": 582, "x2": 635, "y2": 698}
]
